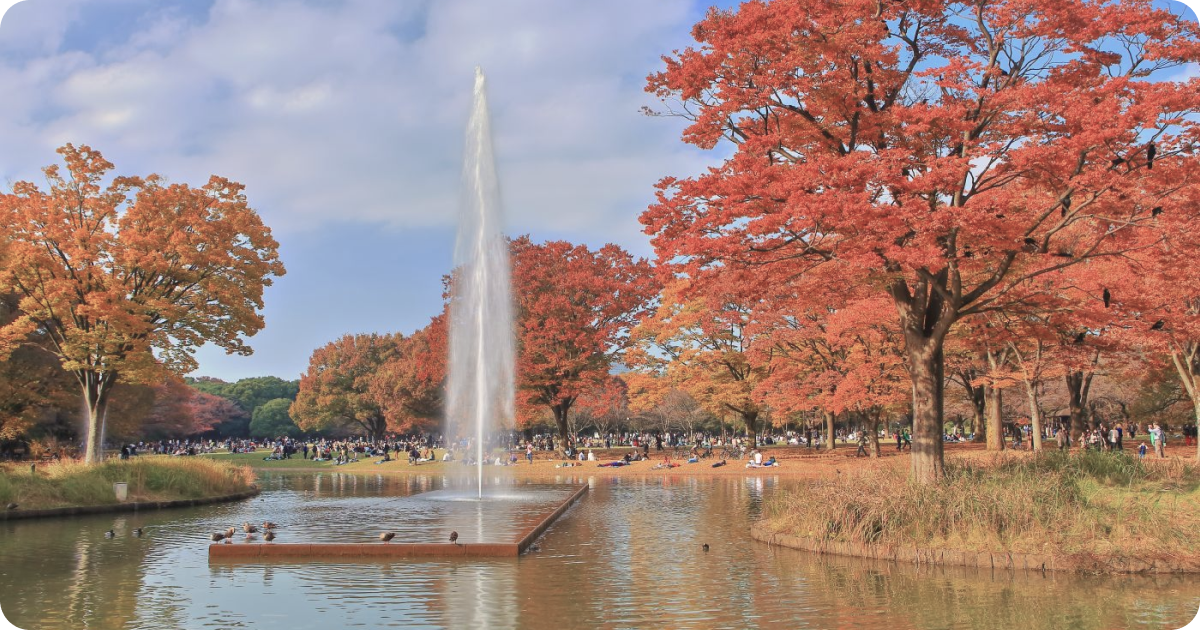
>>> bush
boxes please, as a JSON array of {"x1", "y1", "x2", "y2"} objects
[
  {"x1": 763, "y1": 450, "x2": 1199, "y2": 555},
  {"x1": 0, "y1": 457, "x2": 254, "y2": 509}
]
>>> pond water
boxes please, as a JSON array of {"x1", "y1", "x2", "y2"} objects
[{"x1": 0, "y1": 473, "x2": 1196, "y2": 629}]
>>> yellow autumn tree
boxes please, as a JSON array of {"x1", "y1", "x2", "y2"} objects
[{"x1": 0, "y1": 144, "x2": 285, "y2": 462}]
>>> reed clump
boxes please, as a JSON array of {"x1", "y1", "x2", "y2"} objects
[
  {"x1": 763, "y1": 450, "x2": 1200, "y2": 557},
  {"x1": 0, "y1": 457, "x2": 255, "y2": 510}
]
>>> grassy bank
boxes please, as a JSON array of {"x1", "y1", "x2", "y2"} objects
[
  {"x1": 760, "y1": 450, "x2": 1200, "y2": 569},
  {"x1": 0, "y1": 457, "x2": 256, "y2": 510}
]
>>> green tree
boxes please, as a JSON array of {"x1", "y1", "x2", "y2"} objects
[{"x1": 249, "y1": 398, "x2": 301, "y2": 438}]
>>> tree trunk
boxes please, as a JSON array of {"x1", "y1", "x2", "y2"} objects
[
  {"x1": 985, "y1": 385, "x2": 1005, "y2": 451},
  {"x1": 552, "y1": 403, "x2": 572, "y2": 452},
  {"x1": 906, "y1": 341, "x2": 946, "y2": 483},
  {"x1": 1194, "y1": 399, "x2": 1200, "y2": 462},
  {"x1": 868, "y1": 413, "x2": 881, "y2": 458},
  {"x1": 822, "y1": 410, "x2": 836, "y2": 451},
  {"x1": 1065, "y1": 370, "x2": 1093, "y2": 447},
  {"x1": 1026, "y1": 383, "x2": 1043, "y2": 452},
  {"x1": 959, "y1": 370, "x2": 987, "y2": 444},
  {"x1": 743, "y1": 411, "x2": 760, "y2": 447},
  {"x1": 1167, "y1": 347, "x2": 1200, "y2": 461},
  {"x1": 81, "y1": 371, "x2": 117, "y2": 464}
]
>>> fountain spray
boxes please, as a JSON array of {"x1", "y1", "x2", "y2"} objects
[{"x1": 447, "y1": 67, "x2": 515, "y2": 499}]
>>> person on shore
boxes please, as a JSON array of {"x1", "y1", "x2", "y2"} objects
[
  {"x1": 1152, "y1": 424, "x2": 1166, "y2": 458},
  {"x1": 901, "y1": 428, "x2": 911, "y2": 451},
  {"x1": 856, "y1": 432, "x2": 868, "y2": 457},
  {"x1": 1149, "y1": 424, "x2": 1160, "y2": 457},
  {"x1": 895, "y1": 431, "x2": 903, "y2": 451},
  {"x1": 526, "y1": 444, "x2": 534, "y2": 465},
  {"x1": 1138, "y1": 442, "x2": 1147, "y2": 460}
]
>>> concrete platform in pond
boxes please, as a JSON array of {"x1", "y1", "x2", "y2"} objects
[{"x1": 209, "y1": 483, "x2": 587, "y2": 560}]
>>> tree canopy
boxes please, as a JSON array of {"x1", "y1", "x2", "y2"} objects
[{"x1": 0, "y1": 144, "x2": 285, "y2": 462}]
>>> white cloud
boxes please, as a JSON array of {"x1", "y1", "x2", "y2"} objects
[{"x1": 0, "y1": 0, "x2": 713, "y2": 244}]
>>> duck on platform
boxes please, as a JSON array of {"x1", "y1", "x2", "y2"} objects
[
  {"x1": 211, "y1": 532, "x2": 226, "y2": 542},
  {"x1": 264, "y1": 531, "x2": 276, "y2": 542},
  {"x1": 243, "y1": 522, "x2": 259, "y2": 534},
  {"x1": 449, "y1": 531, "x2": 459, "y2": 545},
  {"x1": 380, "y1": 532, "x2": 395, "y2": 544}
]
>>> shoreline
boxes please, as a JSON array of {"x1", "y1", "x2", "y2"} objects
[
  {"x1": 0, "y1": 487, "x2": 260, "y2": 521},
  {"x1": 749, "y1": 524, "x2": 1200, "y2": 574}
]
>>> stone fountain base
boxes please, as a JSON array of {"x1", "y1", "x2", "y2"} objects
[{"x1": 208, "y1": 483, "x2": 587, "y2": 561}]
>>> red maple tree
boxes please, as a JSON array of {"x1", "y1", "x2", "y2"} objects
[
  {"x1": 510, "y1": 236, "x2": 658, "y2": 448},
  {"x1": 643, "y1": 0, "x2": 1200, "y2": 481}
]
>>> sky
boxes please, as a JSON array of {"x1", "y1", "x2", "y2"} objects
[
  {"x1": 0, "y1": 0, "x2": 1197, "y2": 383},
  {"x1": 0, "y1": 0, "x2": 744, "y2": 382}
]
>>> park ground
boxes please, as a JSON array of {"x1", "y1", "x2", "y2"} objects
[{"x1": 202, "y1": 440, "x2": 1199, "y2": 480}]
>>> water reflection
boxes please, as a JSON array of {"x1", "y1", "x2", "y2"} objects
[{"x1": 0, "y1": 474, "x2": 1195, "y2": 629}]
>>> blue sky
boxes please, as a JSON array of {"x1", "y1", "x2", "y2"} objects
[{"x1": 0, "y1": 0, "x2": 1196, "y2": 383}]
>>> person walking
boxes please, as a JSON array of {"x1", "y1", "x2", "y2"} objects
[{"x1": 525, "y1": 443, "x2": 534, "y2": 465}]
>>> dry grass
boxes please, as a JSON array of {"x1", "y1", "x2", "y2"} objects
[
  {"x1": 0, "y1": 457, "x2": 255, "y2": 509},
  {"x1": 761, "y1": 449, "x2": 1200, "y2": 558}
]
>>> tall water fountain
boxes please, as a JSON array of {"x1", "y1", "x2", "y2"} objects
[{"x1": 446, "y1": 67, "x2": 516, "y2": 499}]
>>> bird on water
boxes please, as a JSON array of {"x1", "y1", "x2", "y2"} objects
[
  {"x1": 449, "y1": 531, "x2": 459, "y2": 544},
  {"x1": 703, "y1": 543, "x2": 709, "y2": 552},
  {"x1": 211, "y1": 532, "x2": 226, "y2": 542},
  {"x1": 262, "y1": 521, "x2": 278, "y2": 530},
  {"x1": 380, "y1": 532, "x2": 395, "y2": 544},
  {"x1": 243, "y1": 522, "x2": 259, "y2": 534},
  {"x1": 264, "y1": 531, "x2": 276, "y2": 542},
  {"x1": 132, "y1": 528, "x2": 143, "y2": 537}
]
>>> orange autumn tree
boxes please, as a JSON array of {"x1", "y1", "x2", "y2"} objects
[
  {"x1": 291, "y1": 333, "x2": 401, "y2": 440},
  {"x1": 754, "y1": 280, "x2": 907, "y2": 455},
  {"x1": 625, "y1": 279, "x2": 775, "y2": 446},
  {"x1": 0, "y1": 145, "x2": 284, "y2": 462},
  {"x1": 511, "y1": 236, "x2": 658, "y2": 448},
  {"x1": 371, "y1": 313, "x2": 449, "y2": 435},
  {"x1": 643, "y1": 0, "x2": 1200, "y2": 482}
]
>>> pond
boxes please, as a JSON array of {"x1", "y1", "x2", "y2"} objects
[{"x1": 1, "y1": 473, "x2": 1196, "y2": 629}]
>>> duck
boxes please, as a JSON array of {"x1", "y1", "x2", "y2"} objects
[
  {"x1": 104, "y1": 529, "x2": 115, "y2": 538},
  {"x1": 380, "y1": 532, "x2": 395, "y2": 544},
  {"x1": 702, "y1": 543, "x2": 710, "y2": 552},
  {"x1": 264, "y1": 531, "x2": 276, "y2": 542},
  {"x1": 132, "y1": 528, "x2": 143, "y2": 537},
  {"x1": 5, "y1": 503, "x2": 17, "y2": 510},
  {"x1": 262, "y1": 521, "x2": 278, "y2": 530},
  {"x1": 242, "y1": 522, "x2": 259, "y2": 534},
  {"x1": 211, "y1": 532, "x2": 226, "y2": 542},
  {"x1": 225, "y1": 527, "x2": 237, "y2": 539},
  {"x1": 449, "y1": 531, "x2": 459, "y2": 544}
]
